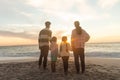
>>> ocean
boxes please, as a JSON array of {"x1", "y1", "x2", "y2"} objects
[{"x1": 0, "y1": 43, "x2": 120, "y2": 60}]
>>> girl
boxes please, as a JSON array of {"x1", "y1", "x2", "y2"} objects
[
  {"x1": 50, "y1": 37, "x2": 58, "y2": 72},
  {"x1": 60, "y1": 36, "x2": 71, "y2": 75}
]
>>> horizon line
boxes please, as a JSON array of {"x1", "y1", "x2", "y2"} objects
[{"x1": 0, "y1": 42, "x2": 120, "y2": 47}]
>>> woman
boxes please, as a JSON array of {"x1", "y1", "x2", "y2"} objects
[{"x1": 71, "y1": 21, "x2": 90, "y2": 74}]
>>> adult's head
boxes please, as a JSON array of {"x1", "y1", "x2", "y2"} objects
[
  {"x1": 74, "y1": 21, "x2": 80, "y2": 27},
  {"x1": 74, "y1": 21, "x2": 82, "y2": 35},
  {"x1": 45, "y1": 21, "x2": 51, "y2": 29}
]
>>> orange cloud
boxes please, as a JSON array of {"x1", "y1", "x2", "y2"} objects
[{"x1": 0, "y1": 36, "x2": 37, "y2": 46}]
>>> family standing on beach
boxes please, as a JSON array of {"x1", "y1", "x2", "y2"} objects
[{"x1": 38, "y1": 21, "x2": 90, "y2": 75}]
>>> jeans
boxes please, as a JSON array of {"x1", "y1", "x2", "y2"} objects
[
  {"x1": 73, "y1": 48, "x2": 85, "y2": 73},
  {"x1": 62, "y1": 56, "x2": 69, "y2": 73},
  {"x1": 39, "y1": 46, "x2": 49, "y2": 69}
]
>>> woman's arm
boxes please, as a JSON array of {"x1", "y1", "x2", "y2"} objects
[{"x1": 83, "y1": 30, "x2": 90, "y2": 42}]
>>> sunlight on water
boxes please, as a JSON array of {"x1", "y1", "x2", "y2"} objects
[{"x1": 0, "y1": 43, "x2": 120, "y2": 58}]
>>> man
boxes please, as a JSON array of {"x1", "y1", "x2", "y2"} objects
[
  {"x1": 71, "y1": 21, "x2": 90, "y2": 74},
  {"x1": 38, "y1": 21, "x2": 52, "y2": 70}
]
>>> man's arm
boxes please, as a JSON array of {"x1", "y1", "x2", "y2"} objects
[
  {"x1": 48, "y1": 30, "x2": 52, "y2": 40},
  {"x1": 38, "y1": 31, "x2": 41, "y2": 49},
  {"x1": 49, "y1": 31, "x2": 52, "y2": 37}
]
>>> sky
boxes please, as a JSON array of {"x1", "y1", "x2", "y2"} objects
[{"x1": 0, "y1": 0, "x2": 120, "y2": 46}]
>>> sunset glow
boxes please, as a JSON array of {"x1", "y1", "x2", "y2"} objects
[{"x1": 0, "y1": 0, "x2": 120, "y2": 46}]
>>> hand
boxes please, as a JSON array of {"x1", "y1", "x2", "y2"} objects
[
  {"x1": 39, "y1": 46, "x2": 41, "y2": 50},
  {"x1": 58, "y1": 54, "x2": 61, "y2": 58}
]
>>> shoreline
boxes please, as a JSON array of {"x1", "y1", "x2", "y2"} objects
[
  {"x1": 0, "y1": 57, "x2": 120, "y2": 67},
  {"x1": 0, "y1": 42, "x2": 120, "y2": 47},
  {"x1": 0, "y1": 57, "x2": 38, "y2": 64}
]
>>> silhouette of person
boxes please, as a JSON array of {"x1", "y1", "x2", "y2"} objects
[
  {"x1": 50, "y1": 36, "x2": 58, "y2": 72},
  {"x1": 71, "y1": 21, "x2": 90, "y2": 74},
  {"x1": 38, "y1": 21, "x2": 52, "y2": 70},
  {"x1": 60, "y1": 36, "x2": 71, "y2": 75}
]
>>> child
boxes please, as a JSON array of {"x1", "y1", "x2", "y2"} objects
[
  {"x1": 50, "y1": 36, "x2": 58, "y2": 72},
  {"x1": 60, "y1": 36, "x2": 71, "y2": 75}
]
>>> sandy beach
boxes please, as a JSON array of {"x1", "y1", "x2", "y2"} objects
[{"x1": 0, "y1": 57, "x2": 120, "y2": 80}]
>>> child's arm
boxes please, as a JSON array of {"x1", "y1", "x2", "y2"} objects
[
  {"x1": 49, "y1": 44, "x2": 51, "y2": 50},
  {"x1": 57, "y1": 44, "x2": 61, "y2": 58},
  {"x1": 68, "y1": 43, "x2": 72, "y2": 51}
]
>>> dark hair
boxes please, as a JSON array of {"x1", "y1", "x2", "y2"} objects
[
  {"x1": 62, "y1": 36, "x2": 67, "y2": 42},
  {"x1": 76, "y1": 26, "x2": 82, "y2": 35},
  {"x1": 74, "y1": 21, "x2": 82, "y2": 35},
  {"x1": 45, "y1": 21, "x2": 51, "y2": 27},
  {"x1": 51, "y1": 36, "x2": 57, "y2": 42}
]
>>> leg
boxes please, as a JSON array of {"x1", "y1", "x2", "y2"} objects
[
  {"x1": 80, "y1": 48, "x2": 85, "y2": 73},
  {"x1": 73, "y1": 49, "x2": 80, "y2": 73},
  {"x1": 51, "y1": 61, "x2": 54, "y2": 72},
  {"x1": 38, "y1": 47, "x2": 44, "y2": 68},
  {"x1": 51, "y1": 61, "x2": 56, "y2": 72},
  {"x1": 62, "y1": 56, "x2": 69, "y2": 75},
  {"x1": 43, "y1": 46, "x2": 49, "y2": 69},
  {"x1": 65, "y1": 56, "x2": 69, "y2": 74},
  {"x1": 62, "y1": 57, "x2": 65, "y2": 72},
  {"x1": 54, "y1": 61, "x2": 56, "y2": 72}
]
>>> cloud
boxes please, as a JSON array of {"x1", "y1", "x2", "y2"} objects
[
  {"x1": 26, "y1": 0, "x2": 110, "y2": 21},
  {"x1": 26, "y1": 0, "x2": 74, "y2": 11},
  {"x1": 0, "y1": 0, "x2": 37, "y2": 25},
  {"x1": 0, "y1": 29, "x2": 70, "y2": 44},
  {"x1": 98, "y1": 0, "x2": 119, "y2": 9},
  {"x1": 27, "y1": 0, "x2": 95, "y2": 16},
  {"x1": 26, "y1": 0, "x2": 93, "y2": 14},
  {"x1": 53, "y1": 30, "x2": 66, "y2": 38},
  {"x1": 27, "y1": 0, "x2": 96, "y2": 16},
  {"x1": 40, "y1": 9, "x2": 110, "y2": 23},
  {"x1": 15, "y1": 9, "x2": 33, "y2": 18},
  {"x1": 0, "y1": 30, "x2": 37, "y2": 40},
  {"x1": 26, "y1": 0, "x2": 44, "y2": 8},
  {"x1": 0, "y1": 0, "x2": 112, "y2": 26}
]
